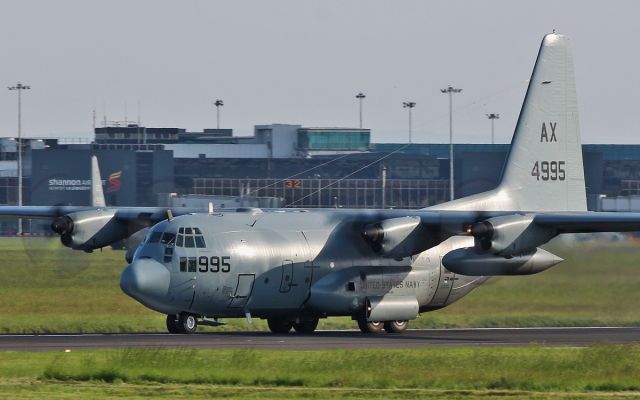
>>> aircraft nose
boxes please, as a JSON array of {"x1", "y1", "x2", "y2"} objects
[{"x1": 120, "y1": 258, "x2": 170, "y2": 304}]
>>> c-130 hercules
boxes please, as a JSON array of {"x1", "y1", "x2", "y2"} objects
[{"x1": 4, "y1": 33, "x2": 640, "y2": 334}]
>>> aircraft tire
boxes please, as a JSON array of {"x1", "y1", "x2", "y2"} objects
[
  {"x1": 166, "y1": 314, "x2": 181, "y2": 334},
  {"x1": 267, "y1": 318, "x2": 293, "y2": 334},
  {"x1": 178, "y1": 313, "x2": 198, "y2": 334},
  {"x1": 293, "y1": 318, "x2": 319, "y2": 334},
  {"x1": 357, "y1": 319, "x2": 383, "y2": 334},
  {"x1": 383, "y1": 320, "x2": 408, "y2": 334}
]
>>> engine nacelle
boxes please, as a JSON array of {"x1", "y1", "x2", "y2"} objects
[
  {"x1": 51, "y1": 209, "x2": 128, "y2": 251},
  {"x1": 361, "y1": 216, "x2": 424, "y2": 259},
  {"x1": 469, "y1": 214, "x2": 555, "y2": 256},
  {"x1": 366, "y1": 296, "x2": 419, "y2": 322},
  {"x1": 442, "y1": 247, "x2": 563, "y2": 276}
]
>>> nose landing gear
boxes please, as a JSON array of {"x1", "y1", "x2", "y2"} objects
[{"x1": 166, "y1": 313, "x2": 198, "y2": 334}]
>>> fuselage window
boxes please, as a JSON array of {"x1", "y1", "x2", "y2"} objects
[
  {"x1": 187, "y1": 257, "x2": 197, "y2": 272},
  {"x1": 176, "y1": 234, "x2": 184, "y2": 247},
  {"x1": 184, "y1": 235, "x2": 195, "y2": 248},
  {"x1": 179, "y1": 257, "x2": 187, "y2": 272},
  {"x1": 149, "y1": 231, "x2": 163, "y2": 243},
  {"x1": 161, "y1": 232, "x2": 176, "y2": 245}
]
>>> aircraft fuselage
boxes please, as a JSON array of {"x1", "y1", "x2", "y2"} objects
[{"x1": 123, "y1": 211, "x2": 487, "y2": 322}]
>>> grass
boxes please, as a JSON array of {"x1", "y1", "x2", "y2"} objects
[
  {"x1": 0, "y1": 237, "x2": 639, "y2": 332},
  {"x1": 1, "y1": 346, "x2": 640, "y2": 398}
]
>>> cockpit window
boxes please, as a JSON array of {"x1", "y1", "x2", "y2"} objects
[
  {"x1": 149, "y1": 231, "x2": 163, "y2": 243},
  {"x1": 175, "y1": 227, "x2": 206, "y2": 248},
  {"x1": 184, "y1": 235, "x2": 195, "y2": 248}
]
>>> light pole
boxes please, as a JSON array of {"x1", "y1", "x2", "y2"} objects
[
  {"x1": 486, "y1": 113, "x2": 500, "y2": 144},
  {"x1": 440, "y1": 86, "x2": 462, "y2": 201},
  {"x1": 355, "y1": 92, "x2": 365, "y2": 129},
  {"x1": 8, "y1": 82, "x2": 31, "y2": 235},
  {"x1": 402, "y1": 101, "x2": 416, "y2": 144},
  {"x1": 214, "y1": 99, "x2": 224, "y2": 129}
]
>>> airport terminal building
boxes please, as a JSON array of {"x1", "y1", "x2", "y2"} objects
[{"x1": 1, "y1": 123, "x2": 640, "y2": 233}]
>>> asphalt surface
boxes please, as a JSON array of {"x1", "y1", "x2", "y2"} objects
[{"x1": 0, "y1": 327, "x2": 638, "y2": 351}]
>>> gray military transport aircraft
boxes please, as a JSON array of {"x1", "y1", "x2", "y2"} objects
[{"x1": 4, "y1": 33, "x2": 640, "y2": 335}]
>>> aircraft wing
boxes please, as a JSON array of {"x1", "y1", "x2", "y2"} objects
[
  {"x1": 0, "y1": 206, "x2": 95, "y2": 219},
  {"x1": 359, "y1": 209, "x2": 640, "y2": 259},
  {"x1": 0, "y1": 206, "x2": 205, "y2": 221},
  {"x1": 414, "y1": 210, "x2": 640, "y2": 233},
  {"x1": 532, "y1": 212, "x2": 640, "y2": 233}
]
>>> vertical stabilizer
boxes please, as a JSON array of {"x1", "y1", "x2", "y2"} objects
[
  {"x1": 430, "y1": 33, "x2": 587, "y2": 212},
  {"x1": 91, "y1": 156, "x2": 106, "y2": 208}
]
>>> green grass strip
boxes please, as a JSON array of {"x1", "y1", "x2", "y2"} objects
[{"x1": 1, "y1": 346, "x2": 639, "y2": 392}]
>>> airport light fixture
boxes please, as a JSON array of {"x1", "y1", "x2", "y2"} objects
[
  {"x1": 7, "y1": 82, "x2": 31, "y2": 235},
  {"x1": 355, "y1": 92, "x2": 366, "y2": 129},
  {"x1": 486, "y1": 113, "x2": 500, "y2": 145},
  {"x1": 402, "y1": 101, "x2": 416, "y2": 144},
  {"x1": 441, "y1": 86, "x2": 462, "y2": 201},
  {"x1": 214, "y1": 99, "x2": 224, "y2": 129}
]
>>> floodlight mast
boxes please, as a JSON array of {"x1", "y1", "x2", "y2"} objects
[
  {"x1": 356, "y1": 92, "x2": 366, "y2": 129},
  {"x1": 486, "y1": 113, "x2": 500, "y2": 144},
  {"x1": 440, "y1": 86, "x2": 462, "y2": 201},
  {"x1": 214, "y1": 99, "x2": 224, "y2": 129},
  {"x1": 402, "y1": 101, "x2": 416, "y2": 144},
  {"x1": 7, "y1": 82, "x2": 31, "y2": 235}
]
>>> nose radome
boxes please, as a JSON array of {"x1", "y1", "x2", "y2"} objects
[{"x1": 120, "y1": 258, "x2": 170, "y2": 304}]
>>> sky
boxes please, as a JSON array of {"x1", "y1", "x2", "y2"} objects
[{"x1": 0, "y1": 0, "x2": 638, "y2": 144}]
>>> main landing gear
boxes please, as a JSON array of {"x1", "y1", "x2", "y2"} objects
[
  {"x1": 267, "y1": 317, "x2": 320, "y2": 334},
  {"x1": 166, "y1": 313, "x2": 198, "y2": 334},
  {"x1": 357, "y1": 318, "x2": 409, "y2": 334}
]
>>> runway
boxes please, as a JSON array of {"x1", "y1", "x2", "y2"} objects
[{"x1": 0, "y1": 327, "x2": 638, "y2": 351}]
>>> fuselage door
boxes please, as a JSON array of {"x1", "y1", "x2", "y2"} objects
[
  {"x1": 229, "y1": 274, "x2": 255, "y2": 308},
  {"x1": 429, "y1": 256, "x2": 455, "y2": 306},
  {"x1": 279, "y1": 260, "x2": 294, "y2": 293}
]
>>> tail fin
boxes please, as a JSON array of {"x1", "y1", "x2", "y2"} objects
[
  {"x1": 91, "y1": 155, "x2": 106, "y2": 208},
  {"x1": 431, "y1": 33, "x2": 587, "y2": 212}
]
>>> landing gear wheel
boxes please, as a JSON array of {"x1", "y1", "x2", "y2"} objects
[
  {"x1": 357, "y1": 319, "x2": 383, "y2": 334},
  {"x1": 166, "y1": 314, "x2": 180, "y2": 334},
  {"x1": 178, "y1": 313, "x2": 198, "y2": 334},
  {"x1": 267, "y1": 318, "x2": 293, "y2": 334},
  {"x1": 293, "y1": 318, "x2": 319, "y2": 334},
  {"x1": 384, "y1": 320, "x2": 409, "y2": 334}
]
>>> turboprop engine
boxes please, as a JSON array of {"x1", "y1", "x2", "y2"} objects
[
  {"x1": 51, "y1": 209, "x2": 128, "y2": 251},
  {"x1": 361, "y1": 216, "x2": 431, "y2": 259},
  {"x1": 468, "y1": 214, "x2": 556, "y2": 256}
]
